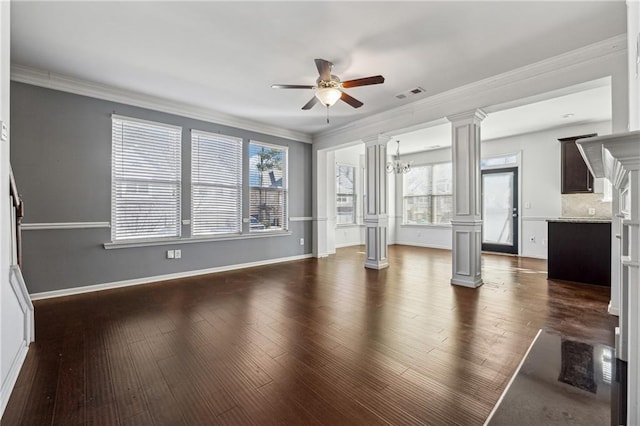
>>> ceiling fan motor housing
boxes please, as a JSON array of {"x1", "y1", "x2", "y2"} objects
[{"x1": 316, "y1": 75, "x2": 342, "y2": 89}]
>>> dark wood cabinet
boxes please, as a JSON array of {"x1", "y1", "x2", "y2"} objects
[
  {"x1": 547, "y1": 220, "x2": 611, "y2": 286},
  {"x1": 559, "y1": 134, "x2": 596, "y2": 194}
]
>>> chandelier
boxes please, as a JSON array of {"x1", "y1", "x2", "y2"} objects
[{"x1": 387, "y1": 140, "x2": 412, "y2": 174}]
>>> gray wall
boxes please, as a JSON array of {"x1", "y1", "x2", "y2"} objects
[{"x1": 11, "y1": 82, "x2": 312, "y2": 294}]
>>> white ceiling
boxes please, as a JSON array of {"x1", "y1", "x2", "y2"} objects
[
  {"x1": 391, "y1": 78, "x2": 612, "y2": 154},
  {"x1": 10, "y1": 1, "x2": 626, "y2": 138}
]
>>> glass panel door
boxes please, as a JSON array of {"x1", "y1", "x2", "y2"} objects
[{"x1": 482, "y1": 167, "x2": 518, "y2": 254}]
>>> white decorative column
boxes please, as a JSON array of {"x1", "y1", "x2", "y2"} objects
[
  {"x1": 578, "y1": 131, "x2": 640, "y2": 426},
  {"x1": 312, "y1": 147, "x2": 330, "y2": 257},
  {"x1": 363, "y1": 135, "x2": 390, "y2": 269},
  {"x1": 447, "y1": 110, "x2": 486, "y2": 288}
]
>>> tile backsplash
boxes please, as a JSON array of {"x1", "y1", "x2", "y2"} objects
[{"x1": 562, "y1": 193, "x2": 612, "y2": 218}]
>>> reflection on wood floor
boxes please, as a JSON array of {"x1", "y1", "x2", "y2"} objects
[{"x1": 2, "y1": 245, "x2": 616, "y2": 425}]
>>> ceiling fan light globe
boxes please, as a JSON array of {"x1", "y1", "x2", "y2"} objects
[{"x1": 315, "y1": 87, "x2": 341, "y2": 107}]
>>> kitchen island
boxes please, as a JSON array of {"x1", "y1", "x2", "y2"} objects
[{"x1": 547, "y1": 218, "x2": 611, "y2": 286}]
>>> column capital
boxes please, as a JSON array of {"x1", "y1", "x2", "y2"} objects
[
  {"x1": 362, "y1": 134, "x2": 391, "y2": 147},
  {"x1": 446, "y1": 109, "x2": 487, "y2": 125}
]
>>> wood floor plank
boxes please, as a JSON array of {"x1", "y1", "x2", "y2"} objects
[
  {"x1": 128, "y1": 339, "x2": 187, "y2": 425},
  {"x1": 105, "y1": 338, "x2": 149, "y2": 422},
  {"x1": 3, "y1": 246, "x2": 616, "y2": 425},
  {"x1": 15, "y1": 340, "x2": 63, "y2": 425},
  {"x1": 51, "y1": 325, "x2": 85, "y2": 425},
  {"x1": 84, "y1": 327, "x2": 119, "y2": 424},
  {"x1": 156, "y1": 356, "x2": 222, "y2": 425}
]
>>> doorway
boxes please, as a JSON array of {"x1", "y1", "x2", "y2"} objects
[{"x1": 482, "y1": 167, "x2": 518, "y2": 254}]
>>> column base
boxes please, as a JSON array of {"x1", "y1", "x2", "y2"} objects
[
  {"x1": 609, "y1": 300, "x2": 620, "y2": 316},
  {"x1": 451, "y1": 277, "x2": 483, "y2": 288},
  {"x1": 451, "y1": 220, "x2": 483, "y2": 289},
  {"x1": 364, "y1": 216, "x2": 388, "y2": 271},
  {"x1": 365, "y1": 259, "x2": 389, "y2": 270}
]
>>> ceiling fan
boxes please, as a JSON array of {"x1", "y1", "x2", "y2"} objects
[{"x1": 272, "y1": 58, "x2": 384, "y2": 121}]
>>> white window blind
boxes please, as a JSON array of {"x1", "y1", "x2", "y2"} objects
[
  {"x1": 111, "y1": 116, "x2": 182, "y2": 241},
  {"x1": 249, "y1": 142, "x2": 287, "y2": 232},
  {"x1": 191, "y1": 131, "x2": 243, "y2": 236}
]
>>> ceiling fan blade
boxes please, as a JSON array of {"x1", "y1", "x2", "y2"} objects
[
  {"x1": 340, "y1": 92, "x2": 363, "y2": 108},
  {"x1": 341, "y1": 75, "x2": 385, "y2": 88},
  {"x1": 301, "y1": 96, "x2": 319, "y2": 110},
  {"x1": 272, "y1": 84, "x2": 316, "y2": 89},
  {"x1": 314, "y1": 59, "x2": 332, "y2": 81}
]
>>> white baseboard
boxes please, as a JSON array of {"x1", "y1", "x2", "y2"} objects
[
  {"x1": 30, "y1": 253, "x2": 313, "y2": 300},
  {"x1": 1, "y1": 344, "x2": 29, "y2": 416},
  {"x1": 2, "y1": 266, "x2": 34, "y2": 417},
  {"x1": 393, "y1": 241, "x2": 452, "y2": 250},
  {"x1": 335, "y1": 242, "x2": 364, "y2": 249},
  {"x1": 519, "y1": 253, "x2": 548, "y2": 260}
]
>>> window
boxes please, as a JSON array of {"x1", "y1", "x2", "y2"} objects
[
  {"x1": 249, "y1": 142, "x2": 287, "y2": 231},
  {"x1": 191, "y1": 130, "x2": 243, "y2": 236},
  {"x1": 481, "y1": 154, "x2": 517, "y2": 169},
  {"x1": 111, "y1": 115, "x2": 182, "y2": 241},
  {"x1": 403, "y1": 163, "x2": 452, "y2": 225},
  {"x1": 336, "y1": 164, "x2": 356, "y2": 225}
]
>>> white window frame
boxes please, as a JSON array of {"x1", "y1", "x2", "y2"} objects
[
  {"x1": 248, "y1": 141, "x2": 288, "y2": 233},
  {"x1": 336, "y1": 164, "x2": 357, "y2": 226},
  {"x1": 402, "y1": 162, "x2": 453, "y2": 226},
  {"x1": 111, "y1": 115, "x2": 182, "y2": 242},
  {"x1": 191, "y1": 130, "x2": 243, "y2": 237}
]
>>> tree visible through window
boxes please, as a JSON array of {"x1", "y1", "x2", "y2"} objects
[
  {"x1": 249, "y1": 142, "x2": 287, "y2": 231},
  {"x1": 403, "y1": 163, "x2": 452, "y2": 225},
  {"x1": 336, "y1": 165, "x2": 356, "y2": 225}
]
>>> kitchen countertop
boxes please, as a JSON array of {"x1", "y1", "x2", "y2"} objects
[
  {"x1": 487, "y1": 330, "x2": 613, "y2": 425},
  {"x1": 547, "y1": 217, "x2": 612, "y2": 223}
]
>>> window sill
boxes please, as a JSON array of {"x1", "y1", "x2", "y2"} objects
[{"x1": 104, "y1": 230, "x2": 292, "y2": 250}]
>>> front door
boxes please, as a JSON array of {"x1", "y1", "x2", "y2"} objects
[{"x1": 482, "y1": 167, "x2": 518, "y2": 254}]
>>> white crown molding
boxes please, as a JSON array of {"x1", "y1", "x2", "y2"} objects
[
  {"x1": 10, "y1": 65, "x2": 312, "y2": 144},
  {"x1": 312, "y1": 34, "x2": 627, "y2": 149}
]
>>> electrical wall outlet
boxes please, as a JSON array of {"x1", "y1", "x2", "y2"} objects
[
  {"x1": 588, "y1": 208, "x2": 596, "y2": 216},
  {"x1": 299, "y1": 238, "x2": 304, "y2": 246},
  {"x1": 175, "y1": 249, "x2": 182, "y2": 259},
  {"x1": 166, "y1": 250, "x2": 175, "y2": 259}
]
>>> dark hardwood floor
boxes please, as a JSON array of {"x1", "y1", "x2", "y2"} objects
[{"x1": 2, "y1": 245, "x2": 616, "y2": 425}]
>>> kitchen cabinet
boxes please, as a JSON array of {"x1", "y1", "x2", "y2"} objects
[
  {"x1": 559, "y1": 134, "x2": 595, "y2": 194},
  {"x1": 547, "y1": 219, "x2": 611, "y2": 286}
]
